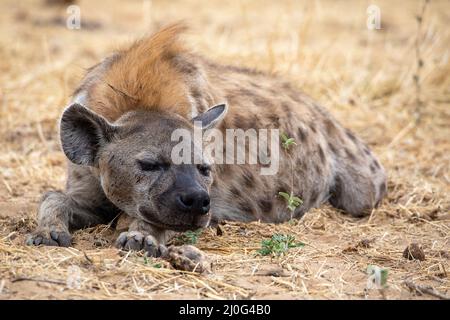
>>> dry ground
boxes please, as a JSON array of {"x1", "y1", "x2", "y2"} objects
[{"x1": 0, "y1": 0, "x2": 449, "y2": 299}]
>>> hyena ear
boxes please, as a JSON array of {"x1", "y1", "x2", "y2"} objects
[
  {"x1": 192, "y1": 103, "x2": 227, "y2": 129},
  {"x1": 60, "y1": 103, "x2": 117, "y2": 166}
]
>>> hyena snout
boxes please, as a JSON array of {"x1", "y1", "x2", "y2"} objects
[{"x1": 176, "y1": 188, "x2": 210, "y2": 216}]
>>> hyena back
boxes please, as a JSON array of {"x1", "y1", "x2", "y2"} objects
[{"x1": 27, "y1": 25, "x2": 386, "y2": 254}]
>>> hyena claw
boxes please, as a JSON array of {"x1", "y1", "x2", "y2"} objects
[
  {"x1": 26, "y1": 227, "x2": 72, "y2": 247},
  {"x1": 116, "y1": 231, "x2": 164, "y2": 257},
  {"x1": 116, "y1": 231, "x2": 145, "y2": 251},
  {"x1": 144, "y1": 236, "x2": 166, "y2": 258}
]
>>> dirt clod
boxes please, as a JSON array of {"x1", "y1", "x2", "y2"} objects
[
  {"x1": 216, "y1": 225, "x2": 224, "y2": 236},
  {"x1": 358, "y1": 239, "x2": 373, "y2": 248},
  {"x1": 165, "y1": 245, "x2": 211, "y2": 274},
  {"x1": 403, "y1": 243, "x2": 426, "y2": 261}
]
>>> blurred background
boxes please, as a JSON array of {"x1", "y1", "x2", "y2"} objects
[{"x1": 0, "y1": 0, "x2": 448, "y2": 196}]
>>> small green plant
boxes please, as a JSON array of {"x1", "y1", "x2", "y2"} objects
[
  {"x1": 278, "y1": 191, "x2": 303, "y2": 212},
  {"x1": 280, "y1": 132, "x2": 297, "y2": 151},
  {"x1": 258, "y1": 234, "x2": 304, "y2": 257},
  {"x1": 367, "y1": 265, "x2": 389, "y2": 289},
  {"x1": 279, "y1": 132, "x2": 303, "y2": 215},
  {"x1": 144, "y1": 256, "x2": 163, "y2": 268},
  {"x1": 174, "y1": 229, "x2": 202, "y2": 245}
]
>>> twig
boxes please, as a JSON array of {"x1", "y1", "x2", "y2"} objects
[
  {"x1": 11, "y1": 277, "x2": 66, "y2": 286},
  {"x1": 288, "y1": 152, "x2": 295, "y2": 220},
  {"x1": 83, "y1": 251, "x2": 94, "y2": 265},
  {"x1": 404, "y1": 280, "x2": 449, "y2": 300},
  {"x1": 413, "y1": 0, "x2": 430, "y2": 125}
]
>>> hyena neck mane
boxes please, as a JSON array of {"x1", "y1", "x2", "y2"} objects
[{"x1": 73, "y1": 23, "x2": 221, "y2": 123}]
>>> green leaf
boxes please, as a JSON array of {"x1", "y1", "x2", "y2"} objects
[
  {"x1": 279, "y1": 191, "x2": 303, "y2": 212},
  {"x1": 278, "y1": 192, "x2": 290, "y2": 201},
  {"x1": 174, "y1": 229, "x2": 202, "y2": 245},
  {"x1": 380, "y1": 268, "x2": 389, "y2": 286},
  {"x1": 367, "y1": 265, "x2": 389, "y2": 288},
  {"x1": 285, "y1": 138, "x2": 296, "y2": 145},
  {"x1": 280, "y1": 133, "x2": 297, "y2": 150},
  {"x1": 258, "y1": 234, "x2": 305, "y2": 257}
]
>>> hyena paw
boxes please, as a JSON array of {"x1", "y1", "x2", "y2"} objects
[
  {"x1": 166, "y1": 245, "x2": 211, "y2": 274},
  {"x1": 116, "y1": 231, "x2": 144, "y2": 251},
  {"x1": 115, "y1": 231, "x2": 165, "y2": 257},
  {"x1": 144, "y1": 235, "x2": 167, "y2": 258},
  {"x1": 26, "y1": 226, "x2": 72, "y2": 247}
]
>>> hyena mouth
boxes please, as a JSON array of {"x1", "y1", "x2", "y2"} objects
[
  {"x1": 138, "y1": 206, "x2": 211, "y2": 232},
  {"x1": 158, "y1": 221, "x2": 208, "y2": 232}
]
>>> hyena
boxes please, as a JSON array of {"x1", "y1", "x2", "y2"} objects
[{"x1": 27, "y1": 25, "x2": 386, "y2": 255}]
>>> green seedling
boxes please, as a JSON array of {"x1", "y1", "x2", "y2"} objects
[
  {"x1": 281, "y1": 132, "x2": 297, "y2": 150},
  {"x1": 175, "y1": 229, "x2": 202, "y2": 245},
  {"x1": 279, "y1": 133, "x2": 303, "y2": 213},
  {"x1": 258, "y1": 234, "x2": 305, "y2": 257},
  {"x1": 367, "y1": 265, "x2": 389, "y2": 289},
  {"x1": 278, "y1": 191, "x2": 303, "y2": 212}
]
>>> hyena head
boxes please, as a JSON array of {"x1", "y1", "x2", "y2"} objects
[{"x1": 59, "y1": 103, "x2": 227, "y2": 231}]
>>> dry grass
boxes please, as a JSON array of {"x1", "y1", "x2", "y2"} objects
[{"x1": 0, "y1": 0, "x2": 449, "y2": 300}]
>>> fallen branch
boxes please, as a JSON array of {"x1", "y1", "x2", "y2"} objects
[
  {"x1": 11, "y1": 277, "x2": 66, "y2": 286},
  {"x1": 83, "y1": 251, "x2": 94, "y2": 265},
  {"x1": 404, "y1": 280, "x2": 449, "y2": 300}
]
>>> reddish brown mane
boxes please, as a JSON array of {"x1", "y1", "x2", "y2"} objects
[{"x1": 82, "y1": 23, "x2": 199, "y2": 121}]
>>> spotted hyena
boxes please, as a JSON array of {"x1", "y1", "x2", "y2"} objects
[{"x1": 27, "y1": 24, "x2": 386, "y2": 255}]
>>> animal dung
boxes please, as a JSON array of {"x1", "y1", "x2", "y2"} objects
[
  {"x1": 403, "y1": 243, "x2": 426, "y2": 261},
  {"x1": 165, "y1": 245, "x2": 212, "y2": 274}
]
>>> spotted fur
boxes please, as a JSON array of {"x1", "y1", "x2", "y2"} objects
[{"x1": 27, "y1": 24, "x2": 387, "y2": 253}]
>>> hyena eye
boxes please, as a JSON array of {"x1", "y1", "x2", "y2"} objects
[
  {"x1": 197, "y1": 164, "x2": 211, "y2": 176},
  {"x1": 137, "y1": 160, "x2": 169, "y2": 172}
]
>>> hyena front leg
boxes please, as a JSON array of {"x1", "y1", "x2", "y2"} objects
[
  {"x1": 27, "y1": 164, "x2": 118, "y2": 247},
  {"x1": 115, "y1": 217, "x2": 174, "y2": 257},
  {"x1": 26, "y1": 191, "x2": 109, "y2": 247}
]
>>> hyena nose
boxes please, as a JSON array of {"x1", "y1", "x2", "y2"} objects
[{"x1": 177, "y1": 190, "x2": 210, "y2": 215}]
